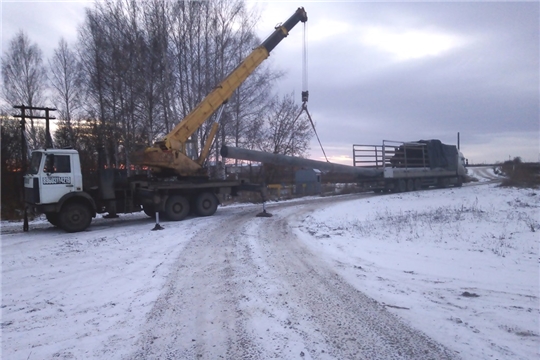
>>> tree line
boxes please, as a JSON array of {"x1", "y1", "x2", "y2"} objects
[{"x1": 1, "y1": 0, "x2": 312, "y2": 176}]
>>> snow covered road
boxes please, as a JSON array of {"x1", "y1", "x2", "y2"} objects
[{"x1": 130, "y1": 196, "x2": 455, "y2": 359}]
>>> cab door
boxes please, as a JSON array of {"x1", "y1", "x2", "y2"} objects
[{"x1": 40, "y1": 154, "x2": 75, "y2": 204}]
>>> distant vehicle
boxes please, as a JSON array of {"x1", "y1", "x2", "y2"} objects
[{"x1": 352, "y1": 139, "x2": 467, "y2": 192}]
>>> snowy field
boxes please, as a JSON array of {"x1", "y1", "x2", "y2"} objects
[
  {"x1": 1, "y1": 170, "x2": 539, "y2": 359},
  {"x1": 295, "y1": 183, "x2": 539, "y2": 359}
]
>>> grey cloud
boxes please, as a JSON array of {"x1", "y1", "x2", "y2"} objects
[
  {"x1": 2, "y1": 1, "x2": 538, "y2": 163},
  {"x1": 272, "y1": 2, "x2": 539, "y2": 161}
]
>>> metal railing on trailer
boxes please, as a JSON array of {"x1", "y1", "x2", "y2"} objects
[
  {"x1": 353, "y1": 140, "x2": 430, "y2": 170},
  {"x1": 352, "y1": 144, "x2": 385, "y2": 168}
]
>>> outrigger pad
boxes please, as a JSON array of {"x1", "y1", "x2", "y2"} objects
[{"x1": 256, "y1": 210, "x2": 273, "y2": 218}]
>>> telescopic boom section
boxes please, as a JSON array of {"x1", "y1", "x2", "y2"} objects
[{"x1": 134, "y1": 7, "x2": 307, "y2": 176}]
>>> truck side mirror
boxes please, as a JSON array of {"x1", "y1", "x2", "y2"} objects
[{"x1": 44, "y1": 154, "x2": 55, "y2": 174}]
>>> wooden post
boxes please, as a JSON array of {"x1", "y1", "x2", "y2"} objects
[
  {"x1": 13, "y1": 105, "x2": 57, "y2": 232},
  {"x1": 45, "y1": 108, "x2": 53, "y2": 148},
  {"x1": 19, "y1": 105, "x2": 27, "y2": 173},
  {"x1": 13, "y1": 105, "x2": 56, "y2": 152}
]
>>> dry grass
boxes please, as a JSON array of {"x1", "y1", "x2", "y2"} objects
[{"x1": 498, "y1": 159, "x2": 540, "y2": 188}]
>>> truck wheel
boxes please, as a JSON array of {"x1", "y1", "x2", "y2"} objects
[
  {"x1": 414, "y1": 179, "x2": 422, "y2": 191},
  {"x1": 165, "y1": 195, "x2": 190, "y2": 221},
  {"x1": 438, "y1": 178, "x2": 450, "y2": 188},
  {"x1": 46, "y1": 213, "x2": 60, "y2": 227},
  {"x1": 59, "y1": 203, "x2": 92, "y2": 233},
  {"x1": 194, "y1": 192, "x2": 219, "y2": 217},
  {"x1": 395, "y1": 179, "x2": 407, "y2": 193},
  {"x1": 406, "y1": 179, "x2": 414, "y2": 192}
]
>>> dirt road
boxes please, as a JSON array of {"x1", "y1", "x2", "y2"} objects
[{"x1": 130, "y1": 195, "x2": 458, "y2": 359}]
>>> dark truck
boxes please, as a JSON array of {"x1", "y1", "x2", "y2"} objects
[{"x1": 352, "y1": 139, "x2": 467, "y2": 192}]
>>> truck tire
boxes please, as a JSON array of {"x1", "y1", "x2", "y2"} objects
[
  {"x1": 438, "y1": 178, "x2": 450, "y2": 188},
  {"x1": 194, "y1": 192, "x2": 219, "y2": 217},
  {"x1": 46, "y1": 213, "x2": 60, "y2": 227},
  {"x1": 59, "y1": 202, "x2": 92, "y2": 233},
  {"x1": 414, "y1": 178, "x2": 422, "y2": 191},
  {"x1": 395, "y1": 179, "x2": 407, "y2": 193},
  {"x1": 406, "y1": 179, "x2": 414, "y2": 192},
  {"x1": 165, "y1": 195, "x2": 190, "y2": 221}
]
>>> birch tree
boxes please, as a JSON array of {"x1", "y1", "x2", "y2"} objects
[
  {"x1": 258, "y1": 92, "x2": 312, "y2": 157},
  {"x1": 78, "y1": 7, "x2": 112, "y2": 167},
  {"x1": 49, "y1": 38, "x2": 84, "y2": 147},
  {"x1": 1, "y1": 30, "x2": 48, "y2": 149},
  {"x1": 74, "y1": 0, "x2": 288, "y2": 173}
]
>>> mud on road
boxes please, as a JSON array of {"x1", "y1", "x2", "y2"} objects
[{"x1": 130, "y1": 195, "x2": 459, "y2": 359}]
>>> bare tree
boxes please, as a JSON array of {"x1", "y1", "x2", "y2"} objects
[
  {"x1": 49, "y1": 38, "x2": 84, "y2": 147},
  {"x1": 1, "y1": 113, "x2": 26, "y2": 219},
  {"x1": 167, "y1": 0, "x2": 282, "y2": 170},
  {"x1": 78, "y1": 7, "x2": 112, "y2": 167},
  {"x1": 140, "y1": 0, "x2": 171, "y2": 150},
  {"x1": 1, "y1": 115, "x2": 23, "y2": 172},
  {"x1": 212, "y1": 0, "x2": 281, "y2": 164},
  {"x1": 257, "y1": 92, "x2": 312, "y2": 157},
  {"x1": 226, "y1": 14, "x2": 282, "y2": 150},
  {"x1": 73, "y1": 0, "x2": 288, "y2": 174},
  {"x1": 1, "y1": 30, "x2": 48, "y2": 148},
  {"x1": 78, "y1": 0, "x2": 169, "y2": 169}
]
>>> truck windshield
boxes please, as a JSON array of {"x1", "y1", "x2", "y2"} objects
[{"x1": 28, "y1": 152, "x2": 43, "y2": 175}]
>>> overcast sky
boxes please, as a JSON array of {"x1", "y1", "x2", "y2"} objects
[{"x1": 2, "y1": 0, "x2": 539, "y2": 164}]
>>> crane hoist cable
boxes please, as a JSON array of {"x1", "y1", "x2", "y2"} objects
[
  {"x1": 302, "y1": 21, "x2": 308, "y2": 97},
  {"x1": 299, "y1": 21, "x2": 329, "y2": 162}
]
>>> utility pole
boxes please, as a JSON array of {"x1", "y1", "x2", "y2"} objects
[
  {"x1": 17, "y1": 105, "x2": 28, "y2": 174},
  {"x1": 13, "y1": 105, "x2": 57, "y2": 232},
  {"x1": 13, "y1": 105, "x2": 57, "y2": 151}
]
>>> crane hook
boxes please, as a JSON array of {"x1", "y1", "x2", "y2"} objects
[{"x1": 302, "y1": 90, "x2": 309, "y2": 103}]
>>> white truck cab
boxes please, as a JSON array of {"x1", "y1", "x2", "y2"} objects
[
  {"x1": 25, "y1": 149, "x2": 83, "y2": 204},
  {"x1": 24, "y1": 149, "x2": 96, "y2": 232}
]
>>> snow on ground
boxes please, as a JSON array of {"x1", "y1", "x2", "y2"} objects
[
  {"x1": 1, "y1": 213, "x2": 203, "y2": 359},
  {"x1": 1, "y1": 178, "x2": 539, "y2": 359},
  {"x1": 467, "y1": 166, "x2": 506, "y2": 182},
  {"x1": 295, "y1": 184, "x2": 539, "y2": 359}
]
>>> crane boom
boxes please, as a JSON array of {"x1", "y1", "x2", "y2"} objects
[{"x1": 134, "y1": 7, "x2": 308, "y2": 176}]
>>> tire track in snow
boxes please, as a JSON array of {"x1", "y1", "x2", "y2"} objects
[
  {"x1": 129, "y1": 194, "x2": 459, "y2": 359},
  {"x1": 130, "y1": 208, "x2": 265, "y2": 359},
  {"x1": 250, "y1": 204, "x2": 459, "y2": 359}
]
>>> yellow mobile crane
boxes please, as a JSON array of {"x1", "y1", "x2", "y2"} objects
[
  {"x1": 23, "y1": 8, "x2": 307, "y2": 232},
  {"x1": 133, "y1": 7, "x2": 308, "y2": 177}
]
